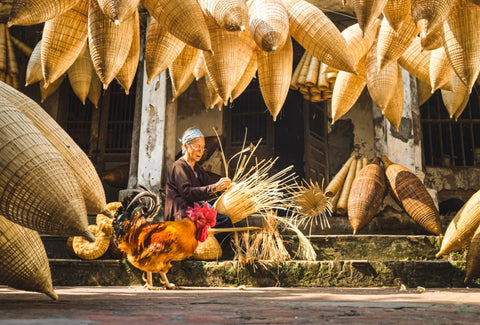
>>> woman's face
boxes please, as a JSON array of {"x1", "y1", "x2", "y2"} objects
[{"x1": 185, "y1": 137, "x2": 205, "y2": 163}]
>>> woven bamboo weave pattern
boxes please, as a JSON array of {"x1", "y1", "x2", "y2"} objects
[
  {"x1": 88, "y1": 70, "x2": 102, "y2": 108},
  {"x1": 341, "y1": 20, "x2": 380, "y2": 67},
  {"x1": 429, "y1": 46, "x2": 456, "y2": 93},
  {"x1": 440, "y1": 75, "x2": 468, "y2": 118},
  {"x1": 231, "y1": 52, "x2": 258, "y2": 101},
  {"x1": 67, "y1": 44, "x2": 93, "y2": 104},
  {"x1": 193, "y1": 232, "x2": 222, "y2": 260},
  {"x1": 350, "y1": 0, "x2": 388, "y2": 34},
  {"x1": 169, "y1": 44, "x2": 201, "y2": 100},
  {"x1": 420, "y1": 26, "x2": 444, "y2": 51},
  {"x1": 382, "y1": 0, "x2": 411, "y2": 31},
  {"x1": 398, "y1": 37, "x2": 437, "y2": 89},
  {"x1": 25, "y1": 40, "x2": 42, "y2": 86},
  {"x1": 8, "y1": 0, "x2": 81, "y2": 27},
  {"x1": 193, "y1": 53, "x2": 207, "y2": 80},
  {"x1": 199, "y1": 0, "x2": 248, "y2": 31},
  {"x1": 97, "y1": 0, "x2": 140, "y2": 23},
  {"x1": 411, "y1": 0, "x2": 455, "y2": 36},
  {"x1": 72, "y1": 224, "x2": 110, "y2": 259},
  {"x1": 465, "y1": 224, "x2": 480, "y2": 283},
  {"x1": 382, "y1": 64, "x2": 404, "y2": 131}
]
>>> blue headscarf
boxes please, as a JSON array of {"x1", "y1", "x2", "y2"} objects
[{"x1": 180, "y1": 127, "x2": 204, "y2": 153}]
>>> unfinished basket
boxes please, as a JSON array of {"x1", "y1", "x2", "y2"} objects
[
  {"x1": 465, "y1": 223, "x2": 480, "y2": 283},
  {"x1": 97, "y1": 0, "x2": 140, "y2": 23},
  {"x1": 348, "y1": 157, "x2": 385, "y2": 234},
  {"x1": 336, "y1": 157, "x2": 358, "y2": 215},
  {"x1": 441, "y1": 75, "x2": 469, "y2": 118},
  {"x1": 67, "y1": 44, "x2": 92, "y2": 105},
  {"x1": 199, "y1": 0, "x2": 248, "y2": 31},
  {"x1": 231, "y1": 52, "x2": 258, "y2": 101},
  {"x1": 381, "y1": 155, "x2": 442, "y2": 236},
  {"x1": 0, "y1": 82, "x2": 107, "y2": 216},
  {"x1": 72, "y1": 224, "x2": 110, "y2": 260},
  {"x1": 411, "y1": 0, "x2": 455, "y2": 36},
  {"x1": 341, "y1": 20, "x2": 380, "y2": 67},
  {"x1": 382, "y1": 0, "x2": 412, "y2": 31},
  {"x1": 8, "y1": 0, "x2": 79, "y2": 26},
  {"x1": 430, "y1": 46, "x2": 456, "y2": 93},
  {"x1": 25, "y1": 40, "x2": 42, "y2": 86},
  {"x1": 350, "y1": 0, "x2": 388, "y2": 35},
  {"x1": 0, "y1": 215, "x2": 57, "y2": 300},
  {"x1": 41, "y1": 0, "x2": 89, "y2": 87},
  {"x1": 169, "y1": 44, "x2": 201, "y2": 100},
  {"x1": 382, "y1": 64, "x2": 404, "y2": 131}
]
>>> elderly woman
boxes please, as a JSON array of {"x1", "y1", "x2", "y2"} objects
[{"x1": 164, "y1": 127, "x2": 233, "y2": 249}]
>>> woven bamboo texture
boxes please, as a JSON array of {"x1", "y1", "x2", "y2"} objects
[
  {"x1": 192, "y1": 232, "x2": 222, "y2": 260},
  {"x1": 40, "y1": 74, "x2": 65, "y2": 103},
  {"x1": 0, "y1": 215, "x2": 57, "y2": 300},
  {"x1": 325, "y1": 155, "x2": 356, "y2": 197},
  {"x1": 172, "y1": 74, "x2": 195, "y2": 100},
  {"x1": 197, "y1": 76, "x2": 216, "y2": 109},
  {"x1": 67, "y1": 44, "x2": 92, "y2": 105},
  {"x1": 283, "y1": 0, "x2": 356, "y2": 73},
  {"x1": 411, "y1": 0, "x2": 455, "y2": 36},
  {"x1": 441, "y1": 75, "x2": 469, "y2": 118},
  {"x1": 381, "y1": 155, "x2": 442, "y2": 235},
  {"x1": 25, "y1": 40, "x2": 42, "y2": 86},
  {"x1": 398, "y1": 37, "x2": 437, "y2": 89},
  {"x1": 348, "y1": 157, "x2": 385, "y2": 234},
  {"x1": 421, "y1": 26, "x2": 444, "y2": 51},
  {"x1": 336, "y1": 157, "x2": 358, "y2": 215},
  {"x1": 88, "y1": 70, "x2": 102, "y2": 108},
  {"x1": 97, "y1": 0, "x2": 140, "y2": 23},
  {"x1": 169, "y1": 44, "x2": 201, "y2": 100},
  {"x1": 231, "y1": 51, "x2": 258, "y2": 101},
  {"x1": 0, "y1": 96, "x2": 91, "y2": 238},
  {"x1": 0, "y1": 82, "x2": 107, "y2": 215},
  {"x1": 115, "y1": 9, "x2": 140, "y2": 95},
  {"x1": 145, "y1": 18, "x2": 185, "y2": 84},
  {"x1": 142, "y1": 0, "x2": 212, "y2": 52},
  {"x1": 248, "y1": 0, "x2": 289, "y2": 52},
  {"x1": 199, "y1": 0, "x2": 248, "y2": 31},
  {"x1": 377, "y1": 14, "x2": 418, "y2": 71},
  {"x1": 8, "y1": 0, "x2": 80, "y2": 27},
  {"x1": 430, "y1": 46, "x2": 456, "y2": 93},
  {"x1": 72, "y1": 224, "x2": 110, "y2": 259},
  {"x1": 257, "y1": 36, "x2": 292, "y2": 121},
  {"x1": 382, "y1": 0, "x2": 411, "y2": 31},
  {"x1": 41, "y1": 0, "x2": 89, "y2": 87},
  {"x1": 382, "y1": 64, "x2": 404, "y2": 131},
  {"x1": 88, "y1": 0, "x2": 135, "y2": 88},
  {"x1": 417, "y1": 79, "x2": 433, "y2": 106},
  {"x1": 193, "y1": 52, "x2": 207, "y2": 80},
  {"x1": 453, "y1": 94, "x2": 470, "y2": 121},
  {"x1": 443, "y1": 0, "x2": 480, "y2": 91},
  {"x1": 350, "y1": 0, "x2": 388, "y2": 34},
  {"x1": 465, "y1": 224, "x2": 480, "y2": 283},
  {"x1": 341, "y1": 20, "x2": 380, "y2": 67},
  {"x1": 366, "y1": 38, "x2": 398, "y2": 110},
  {"x1": 437, "y1": 189, "x2": 480, "y2": 257}
]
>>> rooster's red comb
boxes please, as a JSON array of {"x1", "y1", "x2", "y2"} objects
[{"x1": 186, "y1": 202, "x2": 217, "y2": 227}]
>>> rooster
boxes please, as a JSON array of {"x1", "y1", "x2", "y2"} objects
[{"x1": 113, "y1": 189, "x2": 217, "y2": 289}]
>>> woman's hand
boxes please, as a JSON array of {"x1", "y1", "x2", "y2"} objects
[{"x1": 215, "y1": 177, "x2": 232, "y2": 192}]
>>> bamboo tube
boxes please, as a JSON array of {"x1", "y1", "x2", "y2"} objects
[
  {"x1": 430, "y1": 47, "x2": 456, "y2": 93},
  {"x1": 10, "y1": 35, "x2": 33, "y2": 57},
  {"x1": 382, "y1": 0, "x2": 411, "y2": 31},
  {"x1": 317, "y1": 66, "x2": 329, "y2": 90},
  {"x1": 411, "y1": 0, "x2": 455, "y2": 37},
  {"x1": 336, "y1": 157, "x2": 358, "y2": 215},
  {"x1": 0, "y1": 24, "x2": 6, "y2": 80},
  {"x1": 290, "y1": 51, "x2": 308, "y2": 90},
  {"x1": 295, "y1": 52, "x2": 312, "y2": 88},
  {"x1": 325, "y1": 155, "x2": 356, "y2": 197},
  {"x1": 193, "y1": 52, "x2": 207, "y2": 81},
  {"x1": 350, "y1": 0, "x2": 388, "y2": 35},
  {"x1": 231, "y1": 52, "x2": 258, "y2": 101},
  {"x1": 341, "y1": 20, "x2": 380, "y2": 66},
  {"x1": 382, "y1": 64, "x2": 404, "y2": 131},
  {"x1": 441, "y1": 75, "x2": 469, "y2": 118},
  {"x1": 8, "y1": 0, "x2": 80, "y2": 27},
  {"x1": 97, "y1": 0, "x2": 140, "y2": 24},
  {"x1": 25, "y1": 40, "x2": 42, "y2": 86},
  {"x1": 199, "y1": 0, "x2": 248, "y2": 32},
  {"x1": 248, "y1": 0, "x2": 289, "y2": 51},
  {"x1": 305, "y1": 56, "x2": 319, "y2": 87}
]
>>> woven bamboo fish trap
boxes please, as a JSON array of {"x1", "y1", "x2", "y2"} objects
[
  {"x1": 411, "y1": 0, "x2": 455, "y2": 36},
  {"x1": 204, "y1": 17, "x2": 256, "y2": 102},
  {"x1": 417, "y1": 79, "x2": 433, "y2": 106},
  {"x1": 325, "y1": 155, "x2": 356, "y2": 197},
  {"x1": 115, "y1": 9, "x2": 140, "y2": 95},
  {"x1": 421, "y1": 26, "x2": 444, "y2": 51},
  {"x1": 441, "y1": 75, "x2": 469, "y2": 119},
  {"x1": 465, "y1": 223, "x2": 480, "y2": 283},
  {"x1": 350, "y1": 0, "x2": 388, "y2": 35},
  {"x1": 197, "y1": 76, "x2": 216, "y2": 109},
  {"x1": 172, "y1": 74, "x2": 195, "y2": 100},
  {"x1": 381, "y1": 155, "x2": 442, "y2": 235},
  {"x1": 0, "y1": 215, "x2": 57, "y2": 300},
  {"x1": 348, "y1": 157, "x2": 385, "y2": 234},
  {"x1": 89, "y1": 0, "x2": 135, "y2": 89},
  {"x1": 40, "y1": 74, "x2": 65, "y2": 103},
  {"x1": 142, "y1": 0, "x2": 212, "y2": 52},
  {"x1": 377, "y1": 14, "x2": 418, "y2": 71},
  {"x1": 0, "y1": 82, "x2": 107, "y2": 216},
  {"x1": 430, "y1": 46, "x2": 456, "y2": 93},
  {"x1": 231, "y1": 51, "x2": 258, "y2": 101},
  {"x1": 453, "y1": 94, "x2": 470, "y2": 121},
  {"x1": 336, "y1": 157, "x2": 358, "y2": 215},
  {"x1": 67, "y1": 44, "x2": 92, "y2": 105},
  {"x1": 382, "y1": 0, "x2": 411, "y2": 31},
  {"x1": 331, "y1": 56, "x2": 367, "y2": 123},
  {"x1": 382, "y1": 65, "x2": 404, "y2": 131},
  {"x1": 0, "y1": 98, "x2": 91, "y2": 239},
  {"x1": 8, "y1": 0, "x2": 80, "y2": 27},
  {"x1": 25, "y1": 40, "x2": 42, "y2": 87},
  {"x1": 97, "y1": 0, "x2": 140, "y2": 24},
  {"x1": 199, "y1": 0, "x2": 248, "y2": 32},
  {"x1": 169, "y1": 44, "x2": 201, "y2": 100},
  {"x1": 193, "y1": 52, "x2": 207, "y2": 80},
  {"x1": 366, "y1": 38, "x2": 398, "y2": 110},
  {"x1": 41, "y1": 0, "x2": 89, "y2": 87},
  {"x1": 88, "y1": 70, "x2": 102, "y2": 108},
  {"x1": 341, "y1": 20, "x2": 380, "y2": 67},
  {"x1": 283, "y1": 0, "x2": 356, "y2": 73},
  {"x1": 257, "y1": 36, "x2": 292, "y2": 121},
  {"x1": 443, "y1": 0, "x2": 480, "y2": 92},
  {"x1": 71, "y1": 224, "x2": 110, "y2": 259},
  {"x1": 436, "y1": 189, "x2": 480, "y2": 257},
  {"x1": 248, "y1": 0, "x2": 289, "y2": 52},
  {"x1": 11, "y1": 35, "x2": 33, "y2": 57},
  {"x1": 145, "y1": 18, "x2": 185, "y2": 84}
]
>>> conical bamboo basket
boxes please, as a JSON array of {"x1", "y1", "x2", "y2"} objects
[
  {"x1": 350, "y1": 0, "x2": 388, "y2": 35},
  {"x1": 197, "y1": 76, "x2": 216, "y2": 109},
  {"x1": 41, "y1": 0, "x2": 89, "y2": 87},
  {"x1": 231, "y1": 52, "x2": 258, "y2": 101},
  {"x1": 366, "y1": 38, "x2": 398, "y2": 110},
  {"x1": 283, "y1": 0, "x2": 356, "y2": 73},
  {"x1": 341, "y1": 20, "x2": 380, "y2": 67},
  {"x1": 441, "y1": 75, "x2": 469, "y2": 118},
  {"x1": 0, "y1": 24, "x2": 6, "y2": 80},
  {"x1": 193, "y1": 52, "x2": 207, "y2": 81},
  {"x1": 142, "y1": 0, "x2": 212, "y2": 52},
  {"x1": 11, "y1": 35, "x2": 33, "y2": 57},
  {"x1": 382, "y1": 0, "x2": 411, "y2": 31},
  {"x1": 257, "y1": 36, "x2": 292, "y2": 121},
  {"x1": 336, "y1": 157, "x2": 358, "y2": 215},
  {"x1": 145, "y1": 18, "x2": 185, "y2": 84},
  {"x1": 411, "y1": 0, "x2": 455, "y2": 36},
  {"x1": 88, "y1": 69, "x2": 102, "y2": 108},
  {"x1": 0, "y1": 96, "x2": 91, "y2": 239},
  {"x1": 417, "y1": 79, "x2": 433, "y2": 106},
  {"x1": 67, "y1": 44, "x2": 92, "y2": 105},
  {"x1": 436, "y1": 189, "x2": 480, "y2": 257},
  {"x1": 25, "y1": 40, "x2": 42, "y2": 87},
  {"x1": 325, "y1": 155, "x2": 356, "y2": 197},
  {"x1": 290, "y1": 50, "x2": 308, "y2": 90},
  {"x1": 88, "y1": 0, "x2": 135, "y2": 88},
  {"x1": 172, "y1": 74, "x2": 195, "y2": 100},
  {"x1": 443, "y1": 0, "x2": 480, "y2": 92},
  {"x1": 248, "y1": 0, "x2": 289, "y2": 52},
  {"x1": 0, "y1": 215, "x2": 57, "y2": 300},
  {"x1": 382, "y1": 65, "x2": 404, "y2": 131},
  {"x1": 348, "y1": 157, "x2": 385, "y2": 234},
  {"x1": 40, "y1": 74, "x2": 65, "y2": 103},
  {"x1": 199, "y1": 0, "x2": 248, "y2": 31},
  {"x1": 453, "y1": 95, "x2": 470, "y2": 122},
  {"x1": 305, "y1": 56, "x2": 319, "y2": 87},
  {"x1": 169, "y1": 44, "x2": 201, "y2": 100},
  {"x1": 381, "y1": 155, "x2": 442, "y2": 235},
  {"x1": 332, "y1": 56, "x2": 367, "y2": 123},
  {"x1": 430, "y1": 46, "x2": 456, "y2": 93},
  {"x1": 0, "y1": 82, "x2": 107, "y2": 216},
  {"x1": 71, "y1": 224, "x2": 110, "y2": 259},
  {"x1": 465, "y1": 223, "x2": 480, "y2": 283},
  {"x1": 97, "y1": 0, "x2": 140, "y2": 24},
  {"x1": 115, "y1": 9, "x2": 140, "y2": 95},
  {"x1": 377, "y1": 14, "x2": 418, "y2": 71},
  {"x1": 8, "y1": 0, "x2": 80, "y2": 27},
  {"x1": 421, "y1": 25, "x2": 444, "y2": 51}
]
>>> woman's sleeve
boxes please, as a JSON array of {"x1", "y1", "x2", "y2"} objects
[{"x1": 174, "y1": 164, "x2": 216, "y2": 202}]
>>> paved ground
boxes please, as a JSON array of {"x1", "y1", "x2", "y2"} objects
[{"x1": 1, "y1": 286, "x2": 480, "y2": 324}]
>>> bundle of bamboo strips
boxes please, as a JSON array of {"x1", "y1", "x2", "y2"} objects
[{"x1": 0, "y1": 24, "x2": 21, "y2": 89}]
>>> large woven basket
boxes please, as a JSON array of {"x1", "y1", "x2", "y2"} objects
[
  {"x1": 429, "y1": 46, "x2": 456, "y2": 93},
  {"x1": 443, "y1": 0, "x2": 480, "y2": 91},
  {"x1": 8, "y1": 0, "x2": 79, "y2": 27},
  {"x1": 411, "y1": 0, "x2": 455, "y2": 36},
  {"x1": 231, "y1": 51, "x2": 258, "y2": 101},
  {"x1": 465, "y1": 223, "x2": 480, "y2": 283},
  {"x1": 97, "y1": 0, "x2": 140, "y2": 23},
  {"x1": 0, "y1": 82, "x2": 107, "y2": 216},
  {"x1": 248, "y1": 0, "x2": 289, "y2": 52},
  {"x1": 283, "y1": 0, "x2": 355, "y2": 73},
  {"x1": 257, "y1": 36, "x2": 292, "y2": 121},
  {"x1": 88, "y1": 0, "x2": 135, "y2": 88},
  {"x1": 336, "y1": 157, "x2": 358, "y2": 215},
  {"x1": 199, "y1": 0, "x2": 248, "y2": 32},
  {"x1": 41, "y1": 0, "x2": 89, "y2": 87},
  {"x1": 381, "y1": 156, "x2": 442, "y2": 235},
  {"x1": 341, "y1": 20, "x2": 380, "y2": 67},
  {"x1": 71, "y1": 224, "x2": 111, "y2": 260},
  {"x1": 382, "y1": 64, "x2": 404, "y2": 131},
  {"x1": 25, "y1": 40, "x2": 42, "y2": 86},
  {"x1": 382, "y1": 0, "x2": 412, "y2": 31},
  {"x1": 168, "y1": 44, "x2": 201, "y2": 100},
  {"x1": 192, "y1": 231, "x2": 222, "y2": 260},
  {"x1": 0, "y1": 215, "x2": 57, "y2": 300},
  {"x1": 142, "y1": 0, "x2": 212, "y2": 52},
  {"x1": 67, "y1": 44, "x2": 93, "y2": 105},
  {"x1": 441, "y1": 75, "x2": 469, "y2": 118},
  {"x1": 350, "y1": 0, "x2": 388, "y2": 34},
  {"x1": 145, "y1": 18, "x2": 185, "y2": 84},
  {"x1": 348, "y1": 157, "x2": 385, "y2": 234}
]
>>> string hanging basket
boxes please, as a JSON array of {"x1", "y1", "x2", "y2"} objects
[
  {"x1": 71, "y1": 224, "x2": 111, "y2": 260},
  {"x1": 41, "y1": 0, "x2": 89, "y2": 87},
  {"x1": 382, "y1": 64, "x2": 404, "y2": 131},
  {"x1": 97, "y1": 0, "x2": 140, "y2": 24},
  {"x1": 199, "y1": 0, "x2": 248, "y2": 32},
  {"x1": 88, "y1": 70, "x2": 102, "y2": 108},
  {"x1": 350, "y1": 0, "x2": 388, "y2": 35},
  {"x1": 25, "y1": 40, "x2": 42, "y2": 86},
  {"x1": 8, "y1": 0, "x2": 79, "y2": 27},
  {"x1": 0, "y1": 82, "x2": 107, "y2": 216},
  {"x1": 231, "y1": 51, "x2": 258, "y2": 101},
  {"x1": 67, "y1": 44, "x2": 93, "y2": 105},
  {"x1": 411, "y1": 0, "x2": 455, "y2": 36},
  {"x1": 341, "y1": 20, "x2": 380, "y2": 67},
  {"x1": 0, "y1": 215, "x2": 57, "y2": 300},
  {"x1": 169, "y1": 44, "x2": 201, "y2": 100},
  {"x1": 382, "y1": 0, "x2": 412, "y2": 31},
  {"x1": 430, "y1": 46, "x2": 456, "y2": 93},
  {"x1": 465, "y1": 223, "x2": 480, "y2": 283}
]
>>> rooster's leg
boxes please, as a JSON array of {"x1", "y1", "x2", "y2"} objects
[{"x1": 160, "y1": 272, "x2": 179, "y2": 290}]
